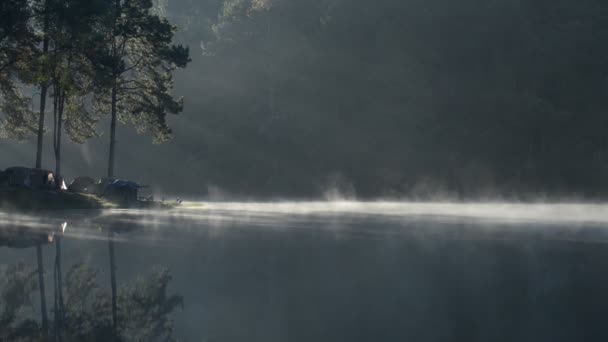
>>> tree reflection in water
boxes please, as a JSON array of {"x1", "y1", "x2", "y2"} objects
[{"x1": 0, "y1": 221, "x2": 182, "y2": 342}]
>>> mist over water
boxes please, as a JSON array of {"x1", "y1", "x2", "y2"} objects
[
  {"x1": 182, "y1": 201, "x2": 608, "y2": 226},
  {"x1": 5, "y1": 201, "x2": 608, "y2": 242},
  {"x1": 3, "y1": 202, "x2": 608, "y2": 341}
]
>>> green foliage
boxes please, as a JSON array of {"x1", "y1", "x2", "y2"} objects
[
  {"x1": 1, "y1": 0, "x2": 191, "y2": 175},
  {"x1": 46, "y1": 0, "x2": 107, "y2": 144},
  {"x1": 94, "y1": 0, "x2": 191, "y2": 144},
  {"x1": 0, "y1": 83, "x2": 37, "y2": 140},
  {"x1": 0, "y1": 0, "x2": 37, "y2": 142},
  {"x1": 64, "y1": 96, "x2": 99, "y2": 144},
  {"x1": 0, "y1": 0, "x2": 35, "y2": 74},
  {"x1": 1, "y1": 0, "x2": 105, "y2": 158}
]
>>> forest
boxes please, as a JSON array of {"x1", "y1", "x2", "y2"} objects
[
  {"x1": 171, "y1": 0, "x2": 608, "y2": 199},
  {"x1": 3, "y1": 0, "x2": 608, "y2": 198}
]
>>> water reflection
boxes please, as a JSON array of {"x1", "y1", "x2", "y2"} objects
[
  {"x1": 0, "y1": 211, "x2": 181, "y2": 341},
  {"x1": 2, "y1": 202, "x2": 608, "y2": 341}
]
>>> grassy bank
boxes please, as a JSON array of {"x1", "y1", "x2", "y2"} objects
[
  {"x1": 0, "y1": 188, "x2": 115, "y2": 211},
  {"x1": 0, "y1": 188, "x2": 177, "y2": 212}
]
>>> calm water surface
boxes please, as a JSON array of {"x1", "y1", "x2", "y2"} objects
[{"x1": 2, "y1": 202, "x2": 608, "y2": 341}]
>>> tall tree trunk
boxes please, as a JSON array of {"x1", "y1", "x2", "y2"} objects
[
  {"x1": 35, "y1": 85, "x2": 48, "y2": 169},
  {"x1": 53, "y1": 86, "x2": 64, "y2": 179},
  {"x1": 107, "y1": 84, "x2": 119, "y2": 337},
  {"x1": 108, "y1": 1, "x2": 122, "y2": 336},
  {"x1": 35, "y1": 5, "x2": 50, "y2": 335},
  {"x1": 36, "y1": 244, "x2": 48, "y2": 336},
  {"x1": 35, "y1": 0, "x2": 50, "y2": 169},
  {"x1": 108, "y1": 84, "x2": 117, "y2": 178}
]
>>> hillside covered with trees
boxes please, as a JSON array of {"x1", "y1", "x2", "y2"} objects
[{"x1": 3, "y1": 0, "x2": 608, "y2": 199}]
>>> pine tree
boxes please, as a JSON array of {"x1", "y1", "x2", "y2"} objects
[
  {"x1": 94, "y1": 0, "x2": 190, "y2": 179},
  {"x1": 92, "y1": 1, "x2": 190, "y2": 333},
  {"x1": 44, "y1": 0, "x2": 107, "y2": 178}
]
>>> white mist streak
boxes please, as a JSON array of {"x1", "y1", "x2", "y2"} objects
[
  {"x1": 3, "y1": 202, "x2": 608, "y2": 246},
  {"x1": 178, "y1": 201, "x2": 608, "y2": 226}
]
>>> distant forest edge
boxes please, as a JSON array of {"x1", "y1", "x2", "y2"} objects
[{"x1": 3, "y1": 0, "x2": 608, "y2": 200}]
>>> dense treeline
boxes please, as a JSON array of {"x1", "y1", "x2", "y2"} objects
[
  {"x1": 160, "y1": 0, "x2": 608, "y2": 199},
  {"x1": 2, "y1": 0, "x2": 608, "y2": 199}
]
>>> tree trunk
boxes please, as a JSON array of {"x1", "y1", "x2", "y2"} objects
[
  {"x1": 35, "y1": 0, "x2": 50, "y2": 170},
  {"x1": 107, "y1": 84, "x2": 119, "y2": 337},
  {"x1": 108, "y1": 1, "x2": 121, "y2": 335},
  {"x1": 35, "y1": 6, "x2": 50, "y2": 332},
  {"x1": 35, "y1": 85, "x2": 48, "y2": 170},
  {"x1": 53, "y1": 87, "x2": 64, "y2": 179},
  {"x1": 108, "y1": 84, "x2": 117, "y2": 178},
  {"x1": 36, "y1": 244, "x2": 48, "y2": 336}
]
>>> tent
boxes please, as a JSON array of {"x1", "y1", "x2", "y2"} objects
[{"x1": 1, "y1": 167, "x2": 55, "y2": 190}]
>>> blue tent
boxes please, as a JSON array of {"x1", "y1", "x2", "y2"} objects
[
  {"x1": 105, "y1": 179, "x2": 143, "y2": 190},
  {"x1": 101, "y1": 179, "x2": 144, "y2": 203}
]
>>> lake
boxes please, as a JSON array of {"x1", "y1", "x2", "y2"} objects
[{"x1": 2, "y1": 202, "x2": 608, "y2": 341}]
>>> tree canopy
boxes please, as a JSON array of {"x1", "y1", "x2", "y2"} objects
[
  {"x1": 0, "y1": 0, "x2": 37, "y2": 141},
  {"x1": 2, "y1": 0, "x2": 608, "y2": 199},
  {"x1": 157, "y1": 0, "x2": 608, "y2": 198}
]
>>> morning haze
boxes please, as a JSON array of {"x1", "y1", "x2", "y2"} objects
[
  {"x1": 2, "y1": 1, "x2": 608, "y2": 342},
  {"x1": 5, "y1": 0, "x2": 606, "y2": 199}
]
